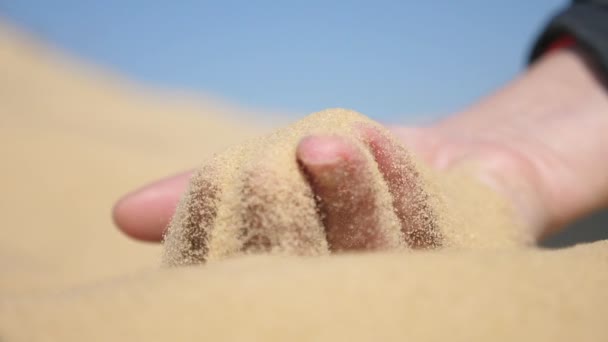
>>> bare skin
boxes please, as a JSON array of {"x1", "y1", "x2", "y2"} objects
[{"x1": 113, "y1": 48, "x2": 608, "y2": 245}]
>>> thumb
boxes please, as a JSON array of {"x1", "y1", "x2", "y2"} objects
[{"x1": 112, "y1": 170, "x2": 193, "y2": 241}]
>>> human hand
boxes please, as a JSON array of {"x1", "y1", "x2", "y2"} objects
[
  {"x1": 113, "y1": 48, "x2": 608, "y2": 250},
  {"x1": 113, "y1": 120, "x2": 442, "y2": 252}
]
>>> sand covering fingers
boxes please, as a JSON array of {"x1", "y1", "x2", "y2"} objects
[{"x1": 163, "y1": 109, "x2": 531, "y2": 265}]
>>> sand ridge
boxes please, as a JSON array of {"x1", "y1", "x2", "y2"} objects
[{"x1": 3, "y1": 243, "x2": 608, "y2": 341}]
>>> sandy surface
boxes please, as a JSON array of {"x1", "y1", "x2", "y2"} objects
[
  {"x1": 0, "y1": 24, "x2": 265, "y2": 294},
  {"x1": 0, "y1": 24, "x2": 607, "y2": 341}
]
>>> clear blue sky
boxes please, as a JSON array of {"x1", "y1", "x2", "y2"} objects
[{"x1": 0, "y1": 0, "x2": 567, "y2": 122}]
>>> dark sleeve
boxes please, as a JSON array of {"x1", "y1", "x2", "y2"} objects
[{"x1": 529, "y1": 0, "x2": 608, "y2": 80}]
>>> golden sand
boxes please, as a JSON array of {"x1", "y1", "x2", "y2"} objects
[
  {"x1": 163, "y1": 109, "x2": 530, "y2": 265},
  {"x1": 0, "y1": 24, "x2": 606, "y2": 341}
]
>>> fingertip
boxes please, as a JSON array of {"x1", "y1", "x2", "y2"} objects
[
  {"x1": 112, "y1": 187, "x2": 167, "y2": 242},
  {"x1": 112, "y1": 197, "x2": 128, "y2": 234},
  {"x1": 296, "y1": 135, "x2": 355, "y2": 167},
  {"x1": 112, "y1": 171, "x2": 193, "y2": 242}
]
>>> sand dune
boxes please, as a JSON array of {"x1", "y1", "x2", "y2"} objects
[
  {"x1": 0, "y1": 24, "x2": 265, "y2": 294},
  {"x1": 0, "y1": 24, "x2": 606, "y2": 341}
]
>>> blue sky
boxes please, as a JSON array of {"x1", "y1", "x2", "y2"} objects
[{"x1": 0, "y1": 0, "x2": 567, "y2": 122}]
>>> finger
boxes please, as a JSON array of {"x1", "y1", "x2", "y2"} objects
[
  {"x1": 356, "y1": 124, "x2": 441, "y2": 248},
  {"x1": 297, "y1": 135, "x2": 400, "y2": 251},
  {"x1": 163, "y1": 166, "x2": 220, "y2": 264},
  {"x1": 236, "y1": 156, "x2": 329, "y2": 256},
  {"x1": 112, "y1": 170, "x2": 193, "y2": 242}
]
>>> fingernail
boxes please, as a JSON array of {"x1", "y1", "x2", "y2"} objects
[{"x1": 297, "y1": 136, "x2": 349, "y2": 166}]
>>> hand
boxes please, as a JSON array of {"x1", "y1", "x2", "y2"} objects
[
  {"x1": 113, "y1": 48, "x2": 608, "y2": 246},
  {"x1": 113, "y1": 122, "x2": 441, "y2": 250}
]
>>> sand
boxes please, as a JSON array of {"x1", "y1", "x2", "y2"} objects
[
  {"x1": 0, "y1": 24, "x2": 607, "y2": 341},
  {"x1": 163, "y1": 109, "x2": 530, "y2": 265}
]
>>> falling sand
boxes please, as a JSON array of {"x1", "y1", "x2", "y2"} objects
[
  {"x1": 1, "y1": 24, "x2": 607, "y2": 341},
  {"x1": 163, "y1": 109, "x2": 530, "y2": 265}
]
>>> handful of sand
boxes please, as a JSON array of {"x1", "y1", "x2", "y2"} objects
[{"x1": 163, "y1": 109, "x2": 530, "y2": 266}]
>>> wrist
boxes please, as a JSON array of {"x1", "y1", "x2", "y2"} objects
[
  {"x1": 459, "y1": 47, "x2": 607, "y2": 127},
  {"x1": 433, "y1": 47, "x2": 608, "y2": 236}
]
